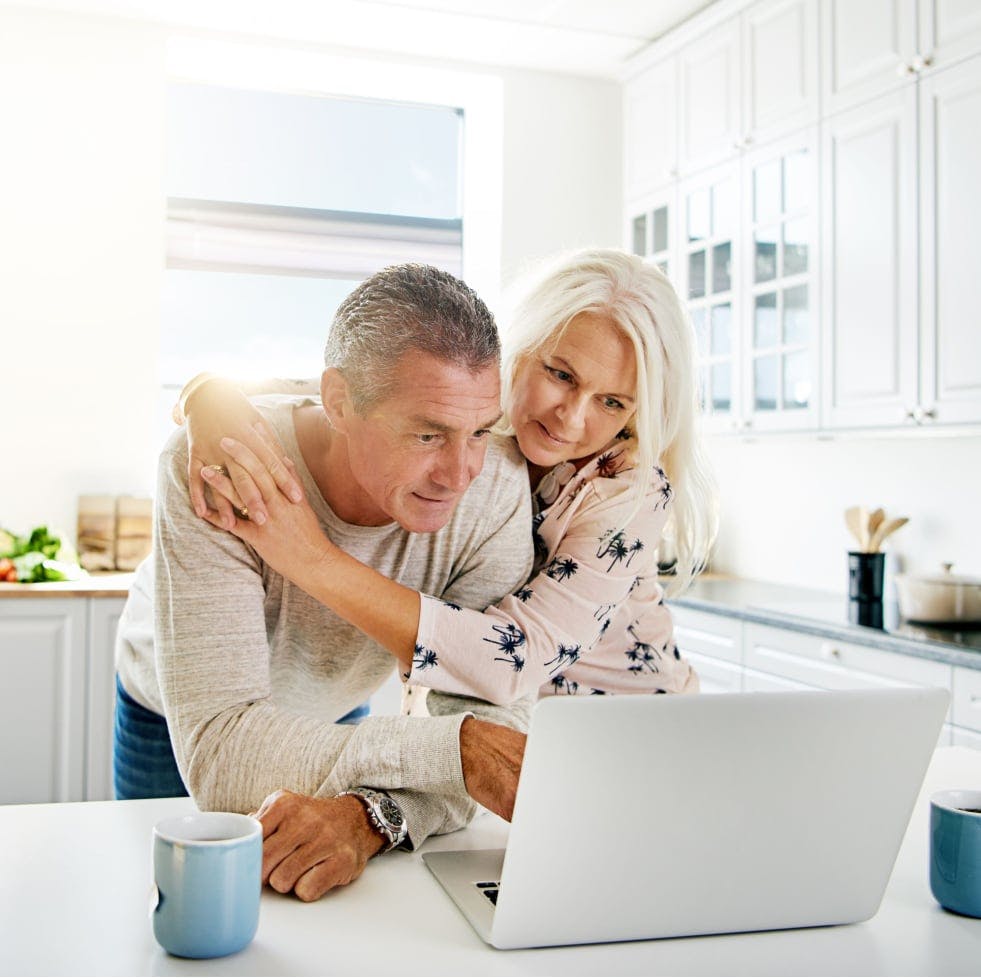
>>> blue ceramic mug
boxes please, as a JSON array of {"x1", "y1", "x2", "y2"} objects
[
  {"x1": 930, "y1": 789, "x2": 981, "y2": 919},
  {"x1": 152, "y1": 812, "x2": 262, "y2": 958}
]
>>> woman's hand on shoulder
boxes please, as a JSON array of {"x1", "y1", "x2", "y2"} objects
[
  {"x1": 201, "y1": 441, "x2": 332, "y2": 590},
  {"x1": 185, "y1": 380, "x2": 301, "y2": 528}
]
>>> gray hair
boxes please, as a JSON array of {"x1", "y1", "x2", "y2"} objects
[{"x1": 324, "y1": 264, "x2": 500, "y2": 412}]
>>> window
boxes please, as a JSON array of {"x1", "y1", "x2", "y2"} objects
[{"x1": 159, "y1": 81, "x2": 464, "y2": 446}]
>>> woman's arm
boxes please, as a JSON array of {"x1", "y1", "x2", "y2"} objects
[
  {"x1": 180, "y1": 375, "x2": 311, "y2": 528},
  {"x1": 209, "y1": 437, "x2": 670, "y2": 706}
]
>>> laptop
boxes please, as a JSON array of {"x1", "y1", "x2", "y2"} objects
[{"x1": 422, "y1": 687, "x2": 948, "y2": 949}]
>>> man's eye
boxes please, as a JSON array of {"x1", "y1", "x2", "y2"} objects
[
  {"x1": 472, "y1": 429, "x2": 492, "y2": 440},
  {"x1": 416, "y1": 433, "x2": 439, "y2": 444}
]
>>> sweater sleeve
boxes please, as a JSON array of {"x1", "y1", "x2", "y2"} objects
[{"x1": 408, "y1": 465, "x2": 671, "y2": 706}]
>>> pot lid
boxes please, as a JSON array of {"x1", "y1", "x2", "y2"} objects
[{"x1": 897, "y1": 563, "x2": 981, "y2": 587}]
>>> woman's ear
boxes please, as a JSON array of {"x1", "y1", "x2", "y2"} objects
[{"x1": 320, "y1": 368, "x2": 353, "y2": 433}]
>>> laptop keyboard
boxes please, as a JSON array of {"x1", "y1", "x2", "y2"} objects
[{"x1": 475, "y1": 880, "x2": 500, "y2": 906}]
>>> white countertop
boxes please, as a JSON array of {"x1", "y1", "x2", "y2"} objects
[{"x1": 1, "y1": 747, "x2": 979, "y2": 976}]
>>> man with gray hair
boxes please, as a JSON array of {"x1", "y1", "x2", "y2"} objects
[{"x1": 114, "y1": 264, "x2": 533, "y2": 901}]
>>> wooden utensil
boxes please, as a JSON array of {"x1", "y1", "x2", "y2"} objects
[
  {"x1": 869, "y1": 516, "x2": 909, "y2": 552},
  {"x1": 845, "y1": 506, "x2": 866, "y2": 550},
  {"x1": 868, "y1": 508, "x2": 885, "y2": 542}
]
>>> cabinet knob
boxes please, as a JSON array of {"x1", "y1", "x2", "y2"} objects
[
  {"x1": 823, "y1": 646, "x2": 841, "y2": 660},
  {"x1": 912, "y1": 54, "x2": 934, "y2": 72},
  {"x1": 904, "y1": 406, "x2": 917, "y2": 421},
  {"x1": 896, "y1": 62, "x2": 916, "y2": 77},
  {"x1": 920, "y1": 406, "x2": 937, "y2": 421}
]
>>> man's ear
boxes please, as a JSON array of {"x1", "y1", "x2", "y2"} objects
[{"x1": 320, "y1": 368, "x2": 354, "y2": 433}]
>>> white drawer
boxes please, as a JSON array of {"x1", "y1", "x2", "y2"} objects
[
  {"x1": 951, "y1": 667, "x2": 981, "y2": 734},
  {"x1": 670, "y1": 606, "x2": 742, "y2": 665},
  {"x1": 950, "y1": 725, "x2": 981, "y2": 751},
  {"x1": 685, "y1": 651, "x2": 742, "y2": 694},
  {"x1": 742, "y1": 666, "x2": 813, "y2": 693},
  {"x1": 744, "y1": 623, "x2": 952, "y2": 692}
]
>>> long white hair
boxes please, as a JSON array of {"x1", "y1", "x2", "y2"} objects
[{"x1": 500, "y1": 248, "x2": 718, "y2": 593}]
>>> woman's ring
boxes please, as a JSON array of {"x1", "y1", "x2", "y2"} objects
[{"x1": 210, "y1": 464, "x2": 229, "y2": 478}]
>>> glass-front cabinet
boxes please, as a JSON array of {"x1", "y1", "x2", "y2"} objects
[
  {"x1": 680, "y1": 165, "x2": 739, "y2": 430},
  {"x1": 742, "y1": 133, "x2": 818, "y2": 430}
]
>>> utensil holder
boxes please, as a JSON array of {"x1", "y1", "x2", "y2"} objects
[
  {"x1": 848, "y1": 597, "x2": 884, "y2": 629},
  {"x1": 848, "y1": 552, "x2": 885, "y2": 602}
]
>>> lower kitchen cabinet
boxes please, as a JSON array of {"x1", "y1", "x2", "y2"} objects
[
  {"x1": 671, "y1": 603, "x2": 980, "y2": 750},
  {"x1": 0, "y1": 595, "x2": 124, "y2": 804}
]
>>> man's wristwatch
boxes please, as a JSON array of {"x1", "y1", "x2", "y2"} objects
[{"x1": 339, "y1": 788, "x2": 408, "y2": 854}]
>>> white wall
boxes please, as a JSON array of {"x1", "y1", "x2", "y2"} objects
[
  {"x1": 706, "y1": 432, "x2": 981, "y2": 593},
  {"x1": 0, "y1": 5, "x2": 621, "y2": 543}
]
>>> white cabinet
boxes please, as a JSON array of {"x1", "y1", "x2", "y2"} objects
[
  {"x1": 821, "y1": 88, "x2": 919, "y2": 428},
  {"x1": 0, "y1": 600, "x2": 86, "y2": 804},
  {"x1": 821, "y1": 0, "x2": 918, "y2": 115},
  {"x1": 918, "y1": 53, "x2": 981, "y2": 425},
  {"x1": 624, "y1": 57, "x2": 678, "y2": 198},
  {"x1": 677, "y1": 0, "x2": 818, "y2": 177},
  {"x1": 679, "y1": 19, "x2": 743, "y2": 176},
  {"x1": 0, "y1": 596, "x2": 124, "y2": 804},
  {"x1": 919, "y1": 0, "x2": 981, "y2": 77}
]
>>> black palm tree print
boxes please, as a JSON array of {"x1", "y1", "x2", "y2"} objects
[
  {"x1": 550, "y1": 675, "x2": 580, "y2": 695},
  {"x1": 594, "y1": 602, "x2": 616, "y2": 621},
  {"x1": 514, "y1": 585, "x2": 534, "y2": 603},
  {"x1": 624, "y1": 624, "x2": 661, "y2": 674},
  {"x1": 544, "y1": 642, "x2": 581, "y2": 675},
  {"x1": 597, "y1": 530, "x2": 645, "y2": 572},
  {"x1": 483, "y1": 622, "x2": 527, "y2": 672},
  {"x1": 441, "y1": 599, "x2": 462, "y2": 611},
  {"x1": 652, "y1": 467, "x2": 674, "y2": 512},
  {"x1": 545, "y1": 556, "x2": 579, "y2": 581},
  {"x1": 412, "y1": 643, "x2": 439, "y2": 671},
  {"x1": 595, "y1": 451, "x2": 623, "y2": 479}
]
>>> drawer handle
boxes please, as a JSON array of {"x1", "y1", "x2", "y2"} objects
[
  {"x1": 970, "y1": 695, "x2": 981, "y2": 708},
  {"x1": 823, "y1": 646, "x2": 842, "y2": 660}
]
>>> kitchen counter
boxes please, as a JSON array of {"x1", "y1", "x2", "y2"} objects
[
  {"x1": 0, "y1": 572, "x2": 134, "y2": 598},
  {"x1": 672, "y1": 576, "x2": 981, "y2": 671},
  {"x1": 0, "y1": 747, "x2": 978, "y2": 976}
]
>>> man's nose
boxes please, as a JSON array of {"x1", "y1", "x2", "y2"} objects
[{"x1": 432, "y1": 441, "x2": 478, "y2": 493}]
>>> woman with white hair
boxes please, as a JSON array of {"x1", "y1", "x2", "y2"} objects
[{"x1": 187, "y1": 248, "x2": 717, "y2": 703}]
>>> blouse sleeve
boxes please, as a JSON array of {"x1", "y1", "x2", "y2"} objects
[{"x1": 407, "y1": 465, "x2": 671, "y2": 705}]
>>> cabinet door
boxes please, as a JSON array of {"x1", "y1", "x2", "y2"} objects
[
  {"x1": 741, "y1": 129, "x2": 820, "y2": 431},
  {"x1": 624, "y1": 57, "x2": 678, "y2": 198},
  {"x1": 0, "y1": 600, "x2": 86, "y2": 803},
  {"x1": 742, "y1": 0, "x2": 818, "y2": 144},
  {"x1": 680, "y1": 162, "x2": 742, "y2": 432},
  {"x1": 686, "y1": 651, "x2": 743, "y2": 693},
  {"x1": 918, "y1": 54, "x2": 981, "y2": 424},
  {"x1": 626, "y1": 186, "x2": 678, "y2": 286},
  {"x1": 678, "y1": 19, "x2": 742, "y2": 175},
  {"x1": 822, "y1": 88, "x2": 919, "y2": 429},
  {"x1": 87, "y1": 598, "x2": 125, "y2": 801},
  {"x1": 822, "y1": 0, "x2": 917, "y2": 115},
  {"x1": 951, "y1": 664, "x2": 981, "y2": 734},
  {"x1": 671, "y1": 605, "x2": 743, "y2": 665},
  {"x1": 919, "y1": 0, "x2": 981, "y2": 74}
]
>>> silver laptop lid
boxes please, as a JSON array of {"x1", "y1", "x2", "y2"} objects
[{"x1": 490, "y1": 687, "x2": 947, "y2": 949}]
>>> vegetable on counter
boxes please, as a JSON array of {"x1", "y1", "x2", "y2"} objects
[{"x1": 0, "y1": 525, "x2": 87, "y2": 583}]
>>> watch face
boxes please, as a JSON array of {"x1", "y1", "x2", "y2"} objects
[{"x1": 379, "y1": 797, "x2": 404, "y2": 828}]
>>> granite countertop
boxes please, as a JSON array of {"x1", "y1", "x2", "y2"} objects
[
  {"x1": 0, "y1": 572, "x2": 134, "y2": 599},
  {"x1": 671, "y1": 576, "x2": 981, "y2": 671}
]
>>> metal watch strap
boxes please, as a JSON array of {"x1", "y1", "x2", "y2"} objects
[{"x1": 339, "y1": 788, "x2": 408, "y2": 854}]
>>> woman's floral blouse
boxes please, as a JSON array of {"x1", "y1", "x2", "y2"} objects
[{"x1": 407, "y1": 437, "x2": 698, "y2": 705}]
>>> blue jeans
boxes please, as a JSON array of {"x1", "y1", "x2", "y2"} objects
[{"x1": 112, "y1": 674, "x2": 370, "y2": 800}]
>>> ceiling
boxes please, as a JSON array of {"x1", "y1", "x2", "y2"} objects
[{"x1": 8, "y1": 0, "x2": 716, "y2": 77}]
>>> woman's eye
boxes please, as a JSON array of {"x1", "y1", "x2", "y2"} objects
[
  {"x1": 603, "y1": 397, "x2": 626, "y2": 411},
  {"x1": 546, "y1": 366, "x2": 573, "y2": 383}
]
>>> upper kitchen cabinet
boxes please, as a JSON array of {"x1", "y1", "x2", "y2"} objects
[
  {"x1": 822, "y1": 88, "x2": 919, "y2": 429},
  {"x1": 624, "y1": 57, "x2": 678, "y2": 198},
  {"x1": 918, "y1": 52, "x2": 981, "y2": 424},
  {"x1": 627, "y1": 184, "x2": 678, "y2": 282},
  {"x1": 822, "y1": 0, "x2": 981, "y2": 118},
  {"x1": 919, "y1": 0, "x2": 981, "y2": 77},
  {"x1": 681, "y1": 129, "x2": 820, "y2": 434},
  {"x1": 677, "y1": 0, "x2": 818, "y2": 177},
  {"x1": 678, "y1": 19, "x2": 743, "y2": 175},
  {"x1": 822, "y1": 0, "x2": 918, "y2": 115}
]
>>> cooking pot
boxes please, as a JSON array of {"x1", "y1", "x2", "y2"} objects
[{"x1": 895, "y1": 563, "x2": 981, "y2": 625}]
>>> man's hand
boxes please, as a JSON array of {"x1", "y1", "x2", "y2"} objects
[
  {"x1": 459, "y1": 717, "x2": 527, "y2": 822},
  {"x1": 253, "y1": 789, "x2": 384, "y2": 901}
]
